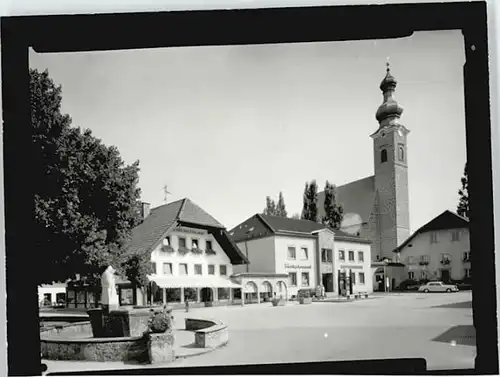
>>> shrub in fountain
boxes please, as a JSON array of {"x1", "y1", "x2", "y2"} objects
[{"x1": 146, "y1": 306, "x2": 176, "y2": 363}]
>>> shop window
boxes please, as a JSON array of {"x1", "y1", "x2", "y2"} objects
[
  {"x1": 359, "y1": 272, "x2": 365, "y2": 284},
  {"x1": 166, "y1": 288, "x2": 181, "y2": 303},
  {"x1": 301, "y1": 272, "x2": 310, "y2": 287},
  {"x1": 179, "y1": 263, "x2": 188, "y2": 276},
  {"x1": 194, "y1": 264, "x2": 202, "y2": 275},
  {"x1": 289, "y1": 272, "x2": 297, "y2": 287},
  {"x1": 288, "y1": 246, "x2": 296, "y2": 260},
  {"x1": 208, "y1": 264, "x2": 215, "y2": 275},
  {"x1": 351, "y1": 272, "x2": 356, "y2": 285},
  {"x1": 220, "y1": 265, "x2": 227, "y2": 276},
  {"x1": 184, "y1": 288, "x2": 197, "y2": 302},
  {"x1": 218, "y1": 288, "x2": 230, "y2": 300},
  {"x1": 408, "y1": 271, "x2": 415, "y2": 280}
]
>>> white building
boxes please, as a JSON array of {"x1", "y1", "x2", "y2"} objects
[
  {"x1": 38, "y1": 283, "x2": 67, "y2": 307},
  {"x1": 122, "y1": 198, "x2": 248, "y2": 308},
  {"x1": 230, "y1": 214, "x2": 373, "y2": 298},
  {"x1": 394, "y1": 210, "x2": 471, "y2": 283}
]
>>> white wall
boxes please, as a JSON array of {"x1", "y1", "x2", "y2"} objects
[
  {"x1": 334, "y1": 240, "x2": 373, "y2": 294},
  {"x1": 38, "y1": 284, "x2": 67, "y2": 305},
  {"x1": 233, "y1": 236, "x2": 276, "y2": 274},
  {"x1": 400, "y1": 227, "x2": 470, "y2": 281},
  {"x1": 150, "y1": 228, "x2": 233, "y2": 278},
  {"x1": 274, "y1": 235, "x2": 317, "y2": 296}
]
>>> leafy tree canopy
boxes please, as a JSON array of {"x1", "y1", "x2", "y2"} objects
[
  {"x1": 263, "y1": 192, "x2": 288, "y2": 217},
  {"x1": 32, "y1": 69, "x2": 149, "y2": 287}
]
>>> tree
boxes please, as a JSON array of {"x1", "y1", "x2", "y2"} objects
[
  {"x1": 263, "y1": 196, "x2": 277, "y2": 216},
  {"x1": 291, "y1": 213, "x2": 301, "y2": 220},
  {"x1": 322, "y1": 181, "x2": 344, "y2": 229},
  {"x1": 276, "y1": 192, "x2": 288, "y2": 218},
  {"x1": 457, "y1": 162, "x2": 469, "y2": 219},
  {"x1": 31, "y1": 69, "x2": 149, "y2": 287},
  {"x1": 263, "y1": 192, "x2": 288, "y2": 217},
  {"x1": 301, "y1": 180, "x2": 319, "y2": 222}
]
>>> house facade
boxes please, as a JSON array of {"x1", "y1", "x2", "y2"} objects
[
  {"x1": 122, "y1": 198, "x2": 249, "y2": 308},
  {"x1": 394, "y1": 210, "x2": 471, "y2": 283},
  {"x1": 230, "y1": 214, "x2": 373, "y2": 298}
]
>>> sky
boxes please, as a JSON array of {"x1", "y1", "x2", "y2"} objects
[{"x1": 29, "y1": 30, "x2": 467, "y2": 232}]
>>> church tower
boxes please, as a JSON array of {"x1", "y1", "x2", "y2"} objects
[{"x1": 370, "y1": 63, "x2": 411, "y2": 261}]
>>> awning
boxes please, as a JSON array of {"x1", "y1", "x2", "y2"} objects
[{"x1": 149, "y1": 276, "x2": 241, "y2": 289}]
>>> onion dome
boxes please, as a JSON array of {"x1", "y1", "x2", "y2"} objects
[{"x1": 376, "y1": 63, "x2": 404, "y2": 123}]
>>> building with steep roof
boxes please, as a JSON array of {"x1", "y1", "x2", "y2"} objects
[
  {"x1": 230, "y1": 214, "x2": 373, "y2": 297},
  {"x1": 317, "y1": 64, "x2": 411, "y2": 262},
  {"x1": 118, "y1": 198, "x2": 250, "y2": 307},
  {"x1": 393, "y1": 210, "x2": 471, "y2": 283}
]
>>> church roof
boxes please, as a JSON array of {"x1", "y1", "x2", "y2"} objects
[
  {"x1": 318, "y1": 175, "x2": 376, "y2": 225},
  {"x1": 394, "y1": 210, "x2": 469, "y2": 253},
  {"x1": 229, "y1": 213, "x2": 371, "y2": 244},
  {"x1": 125, "y1": 198, "x2": 248, "y2": 265}
]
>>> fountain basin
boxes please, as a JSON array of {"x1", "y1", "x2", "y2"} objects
[{"x1": 41, "y1": 331, "x2": 175, "y2": 363}]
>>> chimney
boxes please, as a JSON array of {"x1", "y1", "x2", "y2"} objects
[{"x1": 141, "y1": 202, "x2": 151, "y2": 220}]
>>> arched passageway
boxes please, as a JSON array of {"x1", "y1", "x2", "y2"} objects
[
  {"x1": 244, "y1": 281, "x2": 258, "y2": 304},
  {"x1": 276, "y1": 280, "x2": 288, "y2": 300},
  {"x1": 200, "y1": 287, "x2": 214, "y2": 302},
  {"x1": 260, "y1": 281, "x2": 273, "y2": 302}
]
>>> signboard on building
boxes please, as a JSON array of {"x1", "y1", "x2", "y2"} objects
[
  {"x1": 173, "y1": 226, "x2": 207, "y2": 235},
  {"x1": 322, "y1": 263, "x2": 333, "y2": 273},
  {"x1": 284, "y1": 263, "x2": 312, "y2": 269}
]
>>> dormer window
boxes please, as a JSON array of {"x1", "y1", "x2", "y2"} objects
[{"x1": 381, "y1": 149, "x2": 388, "y2": 163}]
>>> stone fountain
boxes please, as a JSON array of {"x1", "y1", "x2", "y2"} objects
[{"x1": 41, "y1": 266, "x2": 175, "y2": 364}]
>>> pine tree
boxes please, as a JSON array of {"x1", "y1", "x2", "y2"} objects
[
  {"x1": 322, "y1": 181, "x2": 344, "y2": 229},
  {"x1": 457, "y1": 162, "x2": 469, "y2": 219},
  {"x1": 301, "y1": 182, "x2": 310, "y2": 220},
  {"x1": 263, "y1": 196, "x2": 277, "y2": 216},
  {"x1": 276, "y1": 192, "x2": 288, "y2": 218},
  {"x1": 301, "y1": 180, "x2": 319, "y2": 222}
]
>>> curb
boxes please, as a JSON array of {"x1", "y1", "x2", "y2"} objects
[{"x1": 175, "y1": 342, "x2": 227, "y2": 360}]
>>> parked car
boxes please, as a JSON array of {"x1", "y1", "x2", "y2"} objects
[{"x1": 418, "y1": 281, "x2": 459, "y2": 293}]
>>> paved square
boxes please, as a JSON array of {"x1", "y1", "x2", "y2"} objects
[
  {"x1": 43, "y1": 292, "x2": 475, "y2": 373},
  {"x1": 169, "y1": 292, "x2": 475, "y2": 371}
]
